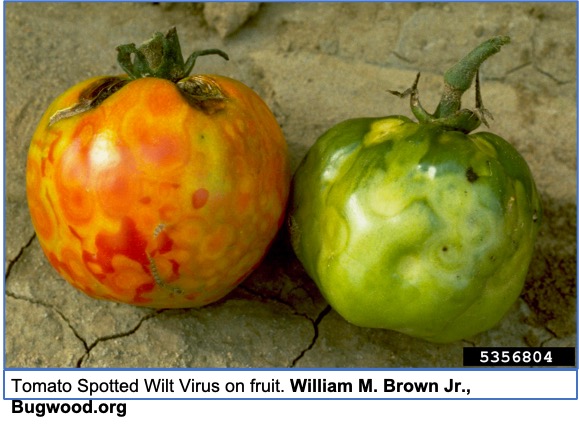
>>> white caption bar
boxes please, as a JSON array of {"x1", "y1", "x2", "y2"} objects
[{"x1": 4, "y1": 369, "x2": 577, "y2": 400}]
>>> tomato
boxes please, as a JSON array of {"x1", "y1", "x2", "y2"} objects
[
  {"x1": 26, "y1": 28, "x2": 290, "y2": 308},
  {"x1": 288, "y1": 37, "x2": 542, "y2": 343}
]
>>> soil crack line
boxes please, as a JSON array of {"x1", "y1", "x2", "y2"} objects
[
  {"x1": 534, "y1": 65, "x2": 571, "y2": 85},
  {"x1": 76, "y1": 310, "x2": 167, "y2": 367},
  {"x1": 6, "y1": 292, "x2": 90, "y2": 356},
  {"x1": 290, "y1": 304, "x2": 332, "y2": 367},
  {"x1": 5, "y1": 233, "x2": 36, "y2": 280},
  {"x1": 238, "y1": 283, "x2": 303, "y2": 314}
]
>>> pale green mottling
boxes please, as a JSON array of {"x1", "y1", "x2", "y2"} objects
[{"x1": 290, "y1": 116, "x2": 541, "y2": 342}]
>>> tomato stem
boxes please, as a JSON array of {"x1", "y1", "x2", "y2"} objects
[
  {"x1": 390, "y1": 36, "x2": 510, "y2": 133},
  {"x1": 434, "y1": 36, "x2": 510, "y2": 119},
  {"x1": 116, "y1": 27, "x2": 229, "y2": 82}
]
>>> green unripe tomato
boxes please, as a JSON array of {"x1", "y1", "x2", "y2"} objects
[
  {"x1": 288, "y1": 37, "x2": 542, "y2": 343},
  {"x1": 289, "y1": 116, "x2": 541, "y2": 342}
]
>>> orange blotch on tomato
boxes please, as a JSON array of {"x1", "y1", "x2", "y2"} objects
[
  {"x1": 54, "y1": 128, "x2": 97, "y2": 225},
  {"x1": 82, "y1": 250, "x2": 107, "y2": 281},
  {"x1": 47, "y1": 130, "x2": 62, "y2": 163},
  {"x1": 133, "y1": 282, "x2": 155, "y2": 304},
  {"x1": 185, "y1": 292, "x2": 201, "y2": 301},
  {"x1": 94, "y1": 146, "x2": 140, "y2": 216},
  {"x1": 151, "y1": 229, "x2": 174, "y2": 255},
  {"x1": 235, "y1": 192, "x2": 252, "y2": 215},
  {"x1": 94, "y1": 217, "x2": 149, "y2": 273},
  {"x1": 202, "y1": 224, "x2": 236, "y2": 260},
  {"x1": 59, "y1": 248, "x2": 93, "y2": 289},
  {"x1": 192, "y1": 188, "x2": 209, "y2": 209},
  {"x1": 106, "y1": 254, "x2": 153, "y2": 298},
  {"x1": 26, "y1": 159, "x2": 55, "y2": 240},
  {"x1": 158, "y1": 203, "x2": 179, "y2": 223},
  {"x1": 172, "y1": 219, "x2": 203, "y2": 241},
  {"x1": 73, "y1": 117, "x2": 98, "y2": 147},
  {"x1": 47, "y1": 251, "x2": 65, "y2": 277},
  {"x1": 119, "y1": 83, "x2": 191, "y2": 172},
  {"x1": 144, "y1": 78, "x2": 185, "y2": 116},
  {"x1": 29, "y1": 200, "x2": 55, "y2": 241},
  {"x1": 136, "y1": 132, "x2": 190, "y2": 171}
]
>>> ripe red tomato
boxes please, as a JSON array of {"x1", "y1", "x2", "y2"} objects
[{"x1": 26, "y1": 29, "x2": 290, "y2": 308}]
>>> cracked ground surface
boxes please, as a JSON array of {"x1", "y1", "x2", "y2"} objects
[{"x1": 5, "y1": 2, "x2": 577, "y2": 368}]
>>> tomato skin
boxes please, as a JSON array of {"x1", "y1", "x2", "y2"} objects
[
  {"x1": 27, "y1": 74, "x2": 290, "y2": 308},
  {"x1": 289, "y1": 116, "x2": 541, "y2": 343}
]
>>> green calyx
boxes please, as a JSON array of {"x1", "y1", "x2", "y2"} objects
[
  {"x1": 48, "y1": 28, "x2": 230, "y2": 127},
  {"x1": 116, "y1": 27, "x2": 229, "y2": 82},
  {"x1": 390, "y1": 36, "x2": 511, "y2": 134}
]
